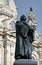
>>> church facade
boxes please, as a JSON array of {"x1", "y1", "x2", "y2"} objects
[
  {"x1": 0, "y1": 0, "x2": 42, "y2": 65},
  {"x1": 0, "y1": 0, "x2": 17, "y2": 65}
]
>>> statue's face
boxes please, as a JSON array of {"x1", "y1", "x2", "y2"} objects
[{"x1": 20, "y1": 15, "x2": 26, "y2": 21}]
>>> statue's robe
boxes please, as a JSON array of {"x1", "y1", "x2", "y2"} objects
[{"x1": 15, "y1": 21, "x2": 34, "y2": 59}]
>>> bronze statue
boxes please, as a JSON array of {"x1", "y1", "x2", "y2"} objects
[{"x1": 15, "y1": 15, "x2": 34, "y2": 59}]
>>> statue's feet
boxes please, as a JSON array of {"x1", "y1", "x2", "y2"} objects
[
  {"x1": 16, "y1": 56, "x2": 21, "y2": 59},
  {"x1": 28, "y1": 55, "x2": 32, "y2": 59},
  {"x1": 15, "y1": 54, "x2": 22, "y2": 59}
]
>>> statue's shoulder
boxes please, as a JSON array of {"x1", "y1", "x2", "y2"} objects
[
  {"x1": 16, "y1": 21, "x2": 20, "y2": 24},
  {"x1": 16, "y1": 21, "x2": 19, "y2": 23},
  {"x1": 24, "y1": 22, "x2": 30, "y2": 28}
]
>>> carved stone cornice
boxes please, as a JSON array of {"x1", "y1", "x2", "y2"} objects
[{"x1": 32, "y1": 40, "x2": 42, "y2": 48}]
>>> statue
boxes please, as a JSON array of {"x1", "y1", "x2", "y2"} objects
[{"x1": 15, "y1": 15, "x2": 34, "y2": 59}]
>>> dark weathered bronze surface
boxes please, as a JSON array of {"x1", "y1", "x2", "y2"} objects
[
  {"x1": 14, "y1": 59, "x2": 37, "y2": 65},
  {"x1": 15, "y1": 15, "x2": 34, "y2": 59}
]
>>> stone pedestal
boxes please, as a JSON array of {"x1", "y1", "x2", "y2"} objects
[{"x1": 14, "y1": 59, "x2": 37, "y2": 65}]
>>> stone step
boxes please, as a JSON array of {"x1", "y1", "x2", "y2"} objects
[{"x1": 14, "y1": 59, "x2": 37, "y2": 65}]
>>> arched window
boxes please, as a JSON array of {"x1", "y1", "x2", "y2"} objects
[
  {"x1": 10, "y1": 21, "x2": 16, "y2": 30},
  {"x1": 6, "y1": 0, "x2": 9, "y2": 6}
]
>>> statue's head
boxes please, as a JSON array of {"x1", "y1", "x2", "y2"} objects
[{"x1": 20, "y1": 15, "x2": 26, "y2": 21}]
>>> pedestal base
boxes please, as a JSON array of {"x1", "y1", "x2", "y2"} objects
[{"x1": 14, "y1": 59, "x2": 37, "y2": 65}]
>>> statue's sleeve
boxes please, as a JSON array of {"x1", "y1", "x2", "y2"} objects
[
  {"x1": 28, "y1": 26, "x2": 34, "y2": 42},
  {"x1": 31, "y1": 26, "x2": 35, "y2": 41}
]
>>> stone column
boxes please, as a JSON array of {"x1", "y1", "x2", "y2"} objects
[
  {"x1": 6, "y1": 33, "x2": 16, "y2": 65},
  {"x1": 4, "y1": 40, "x2": 11, "y2": 65},
  {"x1": 10, "y1": 43, "x2": 16, "y2": 65},
  {"x1": 0, "y1": 43, "x2": 4, "y2": 65},
  {"x1": 0, "y1": 26, "x2": 4, "y2": 65}
]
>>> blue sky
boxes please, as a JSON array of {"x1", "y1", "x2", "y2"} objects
[{"x1": 15, "y1": 0, "x2": 42, "y2": 38}]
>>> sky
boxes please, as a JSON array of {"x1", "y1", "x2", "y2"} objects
[{"x1": 15, "y1": 0, "x2": 42, "y2": 38}]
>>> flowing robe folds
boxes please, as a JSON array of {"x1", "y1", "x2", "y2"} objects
[{"x1": 15, "y1": 21, "x2": 34, "y2": 59}]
